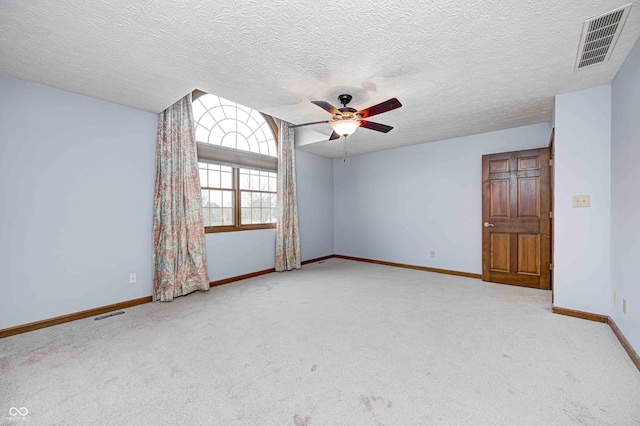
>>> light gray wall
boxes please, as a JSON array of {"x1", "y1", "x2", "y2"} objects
[
  {"x1": 296, "y1": 149, "x2": 334, "y2": 261},
  {"x1": 206, "y1": 229, "x2": 276, "y2": 281},
  {"x1": 0, "y1": 75, "x2": 157, "y2": 329},
  {"x1": 554, "y1": 85, "x2": 611, "y2": 316},
  {"x1": 612, "y1": 38, "x2": 640, "y2": 354},
  {"x1": 333, "y1": 123, "x2": 551, "y2": 274}
]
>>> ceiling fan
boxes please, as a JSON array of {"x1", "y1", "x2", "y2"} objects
[{"x1": 291, "y1": 94, "x2": 402, "y2": 139}]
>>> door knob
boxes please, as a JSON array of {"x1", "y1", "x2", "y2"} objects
[{"x1": 483, "y1": 222, "x2": 494, "y2": 227}]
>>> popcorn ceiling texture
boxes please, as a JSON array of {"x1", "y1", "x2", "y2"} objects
[{"x1": 0, "y1": 0, "x2": 639, "y2": 157}]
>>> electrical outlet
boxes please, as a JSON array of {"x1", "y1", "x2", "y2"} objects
[
  {"x1": 623, "y1": 299, "x2": 627, "y2": 315},
  {"x1": 429, "y1": 251, "x2": 436, "y2": 258},
  {"x1": 614, "y1": 290, "x2": 618, "y2": 305},
  {"x1": 572, "y1": 195, "x2": 590, "y2": 208},
  {"x1": 129, "y1": 273, "x2": 137, "y2": 284}
]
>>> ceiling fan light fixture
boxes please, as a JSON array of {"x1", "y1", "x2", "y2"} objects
[{"x1": 330, "y1": 119, "x2": 360, "y2": 137}]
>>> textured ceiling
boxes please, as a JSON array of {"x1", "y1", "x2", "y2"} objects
[{"x1": 1, "y1": 1, "x2": 639, "y2": 157}]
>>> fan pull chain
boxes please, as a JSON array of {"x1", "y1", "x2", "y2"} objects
[{"x1": 343, "y1": 136, "x2": 348, "y2": 162}]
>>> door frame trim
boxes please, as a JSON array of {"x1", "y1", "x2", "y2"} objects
[{"x1": 549, "y1": 129, "x2": 555, "y2": 302}]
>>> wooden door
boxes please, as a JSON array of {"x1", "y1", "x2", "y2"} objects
[{"x1": 482, "y1": 148, "x2": 550, "y2": 289}]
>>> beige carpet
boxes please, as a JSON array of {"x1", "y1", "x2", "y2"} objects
[{"x1": 1, "y1": 258, "x2": 639, "y2": 425}]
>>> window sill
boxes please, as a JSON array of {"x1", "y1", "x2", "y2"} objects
[{"x1": 205, "y1": 224, "x2": 276, "y2": 234}]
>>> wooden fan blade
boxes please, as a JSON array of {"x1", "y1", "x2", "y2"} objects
[
  {"x1": 289, "y1": 120, "x2": 329, "y2": 129},
  {"x1": 360, "y1": 120, "x2": 394, "y2": 133},
  {"x1": 329, "y1": 131, "x2": 341, "y2": 140},
  {"x1": 311, "y1": 101, "x2": 340, "y2": 115},
  {"x1": 357, "y1": 98, "x2": 402, "y2": 119}
]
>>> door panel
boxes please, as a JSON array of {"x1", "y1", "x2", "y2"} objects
[
  {"x1": 517, "y1": 177, "x2": 540, "y2": 217},
  {"x1": 482, "y1": 148, "x2": 550, "y2": 289},
  {"x1": 518, "y1": 156, "x2": 539, "y2": 170},
  {"x1": 490, "y1": 234, "x2": 510, "y2": 272},
  {"x1": 490, "y1": 180, "x2": 510, "y2": 217},
  {"x1": 490, "y1": 159, "x2": 510, "y2": 173},
  {"x1": 517, "y1": 234, "x2": 540, "y2": 275}
]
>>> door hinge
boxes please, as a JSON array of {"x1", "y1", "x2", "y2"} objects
[
  {"x1": 549, "y1": 263, "x2": 553, "y2": 270},
  {"x1": 549, "y1": 211, "x2": 553, "y2": 218},
  {"x1": 549, "y1": 159, "x2": 553, "y2": 166}
]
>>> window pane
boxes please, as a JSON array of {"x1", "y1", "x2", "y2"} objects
[
  {"x1": 208, "y1": 170, "x2": 220, "y2": 188},
  {"x1": 261, "y1": 193, "x2": 270, "y2": 207},
  {"x1": 260, "y1": 174, "x2": 269, "y2": 191},
  {"x1": 222, "y1": 190, "x2": 234, "y2": 207},
  {"x1": 257, "y1": 126, "x2": 267, "y2": 142},
  {"x1": 261, "y1": 208, "x2": 270, "y2": 223},
  {"x1": 250, "y1": 109, "x2": 264, "y2": 124},
  {"x1": 251, "y1": 193, "x2": 261, "y2": 208},
  {"x1": 247, "y1": 116, "x2": 261, "y2": 131},
  {"x1": 192, "y1": 99, "x2": 206, "y2": 123},
  {"x1": 265, "y1": 139, "x2": 275, "y2": 156},
  {"x1": 241, "y1": 191, "x2": 251, "y2": 208},
  {"x1": 210, "y1": 190, "x2": 222, "y2": 207},
  {"x1": 195, "y1": 125, "x2": 210, "y2": 143},
  {"x1": 221, "y1": 170, "x2": 233, "y2": 189},
  {"x1": 221, "y1": 165, "x2": 232, "y2": 173},
  {"x1": 236, "y1": 136, "x2": 249, "y2": 152},
  {"x1": 246, "y1": 134, "x2": 259, "y2": 153},
  {"x1": 211, "y1": 208, "x2": 222, "y2": 226},
  {"x1": 200, "y1": 94, "x2": 220, "y2": 110},
  {"x1": 252, "y1": 208, "x2": 261, "y2": 223},
  {"x1": 237, "y1": 109, "x2": 250, "y2": 124},
  {"x1": 219, "y1": 119, "x2": 236, "y2": 134},
  {"x1": 221, "y1": 133, "x2": 236, "y2": 149},
  {"x1": 271, "y1": 208, "x2": 277, "y2": 223},
  {"x1": 258, "y1": 141, "x2": 269, "y2": 156},
  {"x1": 237, "y1": 122, "x2": 251, "y2": 138},
  {"x1": 240, "y1": 171, "x2": 250, "y2": 190},
  {"x1": 210, "y1": 105, "x2": 226, "y2": 123},
  {"x1": 222, "y1": 105, "x2": 236, "y2": 120},
  {"x1": 236, "y1": 102, "x2": 252, "y2": 114},
  {"x1": 199, "y1": 169, "x2": 207, "y2": 186},
  {"x1": 201, "y1": 190, "x2": 209, "y2": 206},
  {"x1": 269, "y1": 176, "x2": 276, "y2": 192},
  {"x1": 209, "y1": 125, "x2": 225, "y2": 145},
  {"x1": 250, "y1": 174, "x2": 259, "y2": 191},
  {"x1": 270, "y1": 193, "x2": 277, "y2": 208},
  {"x1": 219, "y1": 96, "x2": 235, "y2": 107},
  {"x1": 202, "y1": 208, "x2": 210, "y2": 226},
  {"x1": 198, "y1": 112, "x2": 215, "y2": 131},
  {"x1": 209, "y1": 164, "x2": 221, "y2": 171},
  {"x1": 223, "y1": 208, "x2": 233, "y2": 225},
  {"x1": 241, "y1": 208, "x2": 251, "y2": 224}
]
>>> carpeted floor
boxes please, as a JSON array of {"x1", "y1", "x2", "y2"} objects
[{"x1": 1, "y1": 258, "x2": 639, "y2": 425}]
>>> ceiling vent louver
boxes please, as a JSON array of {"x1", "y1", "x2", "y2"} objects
[{"x1": 575, "y1": 4, "x2": 632, "y2": 70}]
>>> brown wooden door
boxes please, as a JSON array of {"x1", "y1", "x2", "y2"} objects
[{"x1": 482, "y1": 148, "x2": 550, "y2": 290}]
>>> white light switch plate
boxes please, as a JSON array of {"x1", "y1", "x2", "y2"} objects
[{"x1": 572, "y1": 195, "x2": 590, "y2": 208}]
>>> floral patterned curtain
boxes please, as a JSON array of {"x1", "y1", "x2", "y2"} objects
[
  {"x1": 152, "y1": 93, "x2": 210, "y2": 301},
  {"x1": 275, "y1": 119, "x2": 301, "y2": 271}
]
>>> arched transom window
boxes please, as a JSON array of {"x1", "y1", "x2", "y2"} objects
[
  {"x1": 193, "y1": 92, "x2": 278, "y2": 232},
  {"x1": 193, "y1": 93, "x2": 277, "y2": 157}
]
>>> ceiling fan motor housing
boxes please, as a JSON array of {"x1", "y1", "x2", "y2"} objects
[{"x1": 338, "y1": 94, "x2": 352, "y2": 107}]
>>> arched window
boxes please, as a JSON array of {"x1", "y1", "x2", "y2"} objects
[{"x1": 193, "y1": 91, "x2": 278, "y2": 232}]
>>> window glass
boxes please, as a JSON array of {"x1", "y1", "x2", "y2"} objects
[
  {"x1": 194, "y1": 93, "x2": 278, "y2": 231},
  {"x1": 194, "y1": 94, "x2": 276, "y2": 157}
]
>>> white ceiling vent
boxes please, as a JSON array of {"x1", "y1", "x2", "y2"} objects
[{"x1": 575, "y1": 4, "x2": 632, "y2": 70}]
